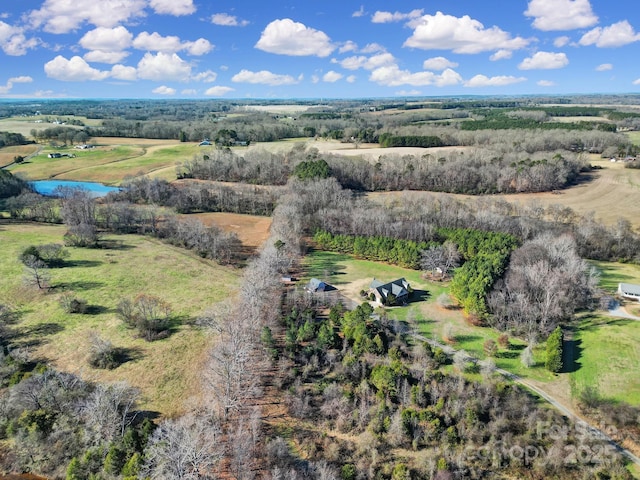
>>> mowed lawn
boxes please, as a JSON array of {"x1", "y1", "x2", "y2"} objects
[
  {"x1": 304, "y1": 250, "x2": 552, "y2": 381},
  {"x1": 9, "y1": 141, "x2": 200, "y2": 184},
  {"x1": 0, "y1": 222, "x2": 241, "y2": 417},
  {"x1": 571, "y1": 315, "x2": 640, "y2": 405},
  {"x1": 570, "y1": 260, "x2": 640, "y2": 405}
]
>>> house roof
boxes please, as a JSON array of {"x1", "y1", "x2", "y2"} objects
[
  {"x1": 619, "y1": 282, "x2": 640, "y2": 296},
  {"x1": 370, "y1": 277, "x2": 410, "y2": 299},
  {"x1": 308, "y1": 278, "x2": 329, "y2": 292}
]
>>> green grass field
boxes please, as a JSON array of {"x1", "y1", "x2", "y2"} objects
[
  {"x1": 0, "y1": 222, "x2": 241, "y2": 416},
  {"x1": 570, "y1": 314, "x2": 640, "y2": 405},
  {"x1": 304, "y1": 250, "x2": 553, "y2": 381},
  {"x1": 8, "y1": 142, "x2": 199, "y2": 184}
]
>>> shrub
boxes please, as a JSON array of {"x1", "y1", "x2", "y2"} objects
[
  {"x1": 88, "y1": 333, "x2": 120, "y2": 369},
  {"x1": 497, "y1": 333, "x2": 510, "y2": 349},
  {"x1": 59, "y1": 291, "x2": 88, "y2": 314},
  {"x1": 545, "y1": 326, "x2": 563, "y2": 373},
  {"x1": 117, "y1": 294, "x2": 172, "y2": 341},
  {"x1": 520, "y1": 345, "x2": 535, "y2": 368},
  {"x1": 483, "y1": 339, "x2": 498, "y2": 357}
]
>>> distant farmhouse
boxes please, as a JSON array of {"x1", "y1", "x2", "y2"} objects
[
  {"x1": 370, "y1": 278, "x2": 411, "y2": 306},
  {"x1": 617, "y1": 283, "x2": 640, "y2": 302}
]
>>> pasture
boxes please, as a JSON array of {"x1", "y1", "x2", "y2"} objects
[
  {"x1": 0, "y1": 144, "x2": 40, "y2": 167},
  {"x1": 0, "y1": 222, "x2": 241, "y2": 417},
  {"x1": 186, "y1": 212, "x2": 272, "y2": 251},
  {"x1": 570, "y1": 314, "x2": 640, "y2": 405},
  {"x1": 8, "y1": 139, "x2": 201, "y2": 184}
]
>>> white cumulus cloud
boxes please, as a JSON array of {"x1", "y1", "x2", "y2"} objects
[
  {"x1": 152, "y1": 85, "x2": 176, "y2": 95},
  {"x1": 579, "y1": 21, "x2": 640, "y2": 48},
  {"x1": 192, "y1": 70, "x2": 217, "y2": 82},
  {"x1": 79, "y1": 26, "x2": 132, "y2": 51},
  {"x1": 149, "y1": 0, "x2": 195, "y2": 16},
  {"x1": 422, "y1": 56, "x2": 458, "y2": 71},
  {"x1": 554, "y1": 36, "x2": 571, "y2": 47},
  {"x1": 404, "y1": 11, "x2": 530, "y2": 54},
  {"x1": 255, "y1": 18, "x2": 334, "y2": 57},
  {"x1": 0, "y1": 76, "x2": 33, "y2": 95},
  {"x1": 633, "y1": 78, "x2": 640, "y2": 85},
  {"x1": 490, "y1": 50, "x2": 513, "y2": 61},
  {"x1": 133, "y1": 32, "x2": 212, "y2": 55},
  {"x1": 27, "y1": 0, "x2": 147, "y2": 33},
  {"x1": 346, "y1": 75, "x2": 356, "y2": 83},
  {"x1": 84, "y1": 50, "x2": 129, "y2": 64},
  {"x1": 525, "y1": 0, "x2": 598, "y2": 31},
  {"x1": 596, "y1": 63, "x2": 613, "y2": 71},
  {"x1": 339, "y1": 52, "x2": 396, "y2": 71},
  {"x1": 519, "y1": 51, "x2": 569, "y2": 70},
  {"x1": 371, "y1": 9, "x2": 423, "y2": 24},
  {"x1": 110, "y1": 64, "x2": 137, "y2": 81},
  {"x1": 537, "y1": 80, "x2": 556, "y2": 86},
  {"x1": 137, "y1": 52, "x2": 191, "y2": 82},
  {"x1": 79, "y1": 26, "x2": 133, "y2": 64},
  {"x1": 232, "y1": 69, "x2": 300, "y2": 86},
  {"x1": 205, "y1": 86, "x2": 234, "y2": 96},
  {"x1": 323, "y1": 71, "x2": 343, "y2": 83},
  {"x1": 0, "y1": 21, "x2": 38, "y2": 56},
  {"x1": 370, "y1": 65, "x2": 462, "y2": 87},
  {"x1": 211, "y1": 13, "x2": 248, "y2": 27},
  {"x1": 465, "y1": 75, "x2": 527, "y2": 87},
  {"x1": 44, "y1": 55, "x2": 110, "y2": 81}
]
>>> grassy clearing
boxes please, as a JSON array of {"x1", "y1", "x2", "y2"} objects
[
  {"x1": 570, "y1": 314, "x2": 640, "y2": 405},
  {"x1": 0, "y1": 221, "x2": 241, "y2": 417},
  {"x1": 304, "y1": 250, "x2": 553, "y2": 381},
  {"x1": 591, "y1": 260, "x2": 640, "y2": 293},
  {"x1": 8, "y1": 141, "x2": 199, "y2": 184}
]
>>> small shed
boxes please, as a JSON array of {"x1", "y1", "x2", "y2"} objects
[
  {"x1": 617, "y1": 283, "x2": 640, "y2": 302},
  {"x1": 307, "y1": 278, "x2": 329, "y2": 292}
]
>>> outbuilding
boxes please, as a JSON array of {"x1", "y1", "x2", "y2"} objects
[{"x1": 617, "y1": 282, "x2": 640, "y2": 302}]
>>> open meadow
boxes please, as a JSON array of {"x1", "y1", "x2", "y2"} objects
[
  {"x1": 0, "y1": 222, "x2": 241, "y2": 417},
  {"x1": 8, "y1": 138, "x2": 201, "y2": 184}
]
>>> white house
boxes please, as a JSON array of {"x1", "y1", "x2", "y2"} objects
[{"x1": 617, "y1": 283, "x2": 640, "y2": 302}]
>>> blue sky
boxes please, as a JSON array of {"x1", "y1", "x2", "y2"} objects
[{"x1": 1, "y1": 0, "x2": 640, "y2": 99}]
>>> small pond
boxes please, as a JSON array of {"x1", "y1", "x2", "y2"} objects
[{"x1": 31, "y1": 180, "x2": 120, "y2": 198}]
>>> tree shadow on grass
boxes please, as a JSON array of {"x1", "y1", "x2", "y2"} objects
[
  {"x1": 562, "y1": 337, "x2": 582, "y2": 373},
  {"x1": 454, "y1": 334, "x2": 482, "y2": 344},
  {"x1": 13, "y1": 322, "x2": 64, "y2": 347},
  {"x1": 84, "y1": 304, "x2": 110, "y2": 315},
  {"x1": 113, "y1": 346, "x2": 144, "y2": 366},
  {"x1": 54, "y1": 281, "x2": 103, "y2": 291},
  {"x1": 99, "y1": 239, "x2": 135, "y2": 250},
  {"x1": 63, "y1": 259, "x2": 103, "y2": 268},
  {"x1": 496, "y1": 350, "x2": 520, "y2": 359}
]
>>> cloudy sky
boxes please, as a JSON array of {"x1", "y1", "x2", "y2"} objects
[{"x1": 1, "y1": 0, "x2": 640, "y2": 98}]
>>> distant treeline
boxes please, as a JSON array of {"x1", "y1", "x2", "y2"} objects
[
  {"x1": 378, "y1": 133, "x2": 444, "y2": 148},
  {"x1": 182, "y1": 146, "x2": 587, "y2": 194}
]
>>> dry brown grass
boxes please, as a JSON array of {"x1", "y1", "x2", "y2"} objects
[
  {"x1": 368, "y1": 157, "x2": 640, "y2": 228},
  {"x1": 186, "y1": 212, "x2": 272, "y2": 250},
  {"x1": 0, "y1": 145, "x2": 40, "y2": 166}
]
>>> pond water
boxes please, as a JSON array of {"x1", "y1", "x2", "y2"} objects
[{"x1": 31, "y1": 180, "x2": 120, "y2": 198}]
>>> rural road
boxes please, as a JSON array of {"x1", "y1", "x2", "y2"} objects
[{"x1": 411, "y1": 332, "x2": 640, "y2": 468}]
